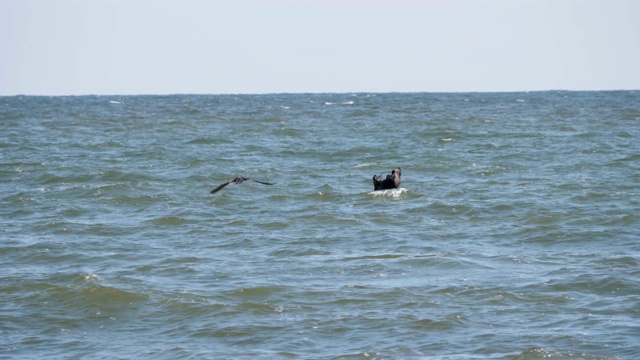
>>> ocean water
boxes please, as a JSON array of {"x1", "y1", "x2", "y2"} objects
[{"x1": 1, "y1": 91, "x2": 639, "y2": 359}]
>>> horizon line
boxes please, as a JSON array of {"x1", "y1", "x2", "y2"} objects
[{"x1": 2, "y1": 88, "x2": 638, "y2": 97}]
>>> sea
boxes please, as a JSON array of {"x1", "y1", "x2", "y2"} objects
[{"x1": 1, "y1": 91, "x2": 639, "y2": 359}]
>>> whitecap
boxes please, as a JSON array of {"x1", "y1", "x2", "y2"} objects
[
  {"x1": 369, "y1": 187, "x2": 408, "y2": 198},
  {"x1": 71, "y1": 273, "x2": 104, "y2": 285},
  {"x1": 353, "y1": 162, "x2": 378, "y2": 168}
]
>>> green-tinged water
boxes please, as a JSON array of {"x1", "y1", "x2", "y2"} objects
[{"x1": 1, "y1": 92, "x2": 639, "y2": 359}]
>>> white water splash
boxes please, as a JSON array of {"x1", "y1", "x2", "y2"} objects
[{"x1": 369, "y1": 187, "x2": 408, "y2": 198}]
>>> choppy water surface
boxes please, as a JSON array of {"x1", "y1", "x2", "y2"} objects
[{"x1": 1, "y1": 92, "x2": 639, "y2": 359}]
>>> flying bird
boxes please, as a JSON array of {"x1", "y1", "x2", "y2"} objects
[{"x1": 210, "y1": 176, "x2": 274, "y2": 194}]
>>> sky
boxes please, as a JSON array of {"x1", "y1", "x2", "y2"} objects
[{"x1": 1, "y1": 0, "x2": 639, "y2": 95}]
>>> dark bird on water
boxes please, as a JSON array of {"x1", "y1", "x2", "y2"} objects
[
  {"x1": 210, "y1": 176, "x2": 274, "y2": 194},
  {"x1": 372, "y1": 167, "x2": 401, "y2": 191}
]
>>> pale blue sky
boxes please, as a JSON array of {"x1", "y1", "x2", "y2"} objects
[{"x1": 2, "y1": 0, "x2": 639, "y2": 95}]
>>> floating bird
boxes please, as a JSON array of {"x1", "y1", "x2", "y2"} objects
[
  {"x1": 372, "y1": 167, "x2": 401, "y2": 191},
  {"x1": 210, "y1": 176, "x2": 274, "y2": 194}
]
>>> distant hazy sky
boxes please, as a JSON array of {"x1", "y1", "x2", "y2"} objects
[{"x1": 2, "y1": 0, "x2": 639, "y2": 95}]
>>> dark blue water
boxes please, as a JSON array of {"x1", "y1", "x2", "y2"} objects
[{"x1": 1, "y1": 92, "x2": 639, "y2": 359}]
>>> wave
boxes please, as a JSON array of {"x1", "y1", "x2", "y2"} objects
[
  {"x1": 353, "y1": 162, "x2": 378, "y2": 168},
  {"x1": 369, "y1": 187, "x2": 408, "y2": 198},
  {"x1": 512, "y1": 347, "x2": 620, "y2": 360}
]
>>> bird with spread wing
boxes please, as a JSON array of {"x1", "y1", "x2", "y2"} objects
[{"x1": 210, "y1": 176, "x2": 274, "y2": 194}]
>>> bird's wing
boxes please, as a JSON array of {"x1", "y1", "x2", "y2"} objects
[
  {"x1": 247, "y1": 178, "x2": 274, "y2": 186},
  {"x1": 210, "y1": 181, "x2": 232, "y2": 194}
]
